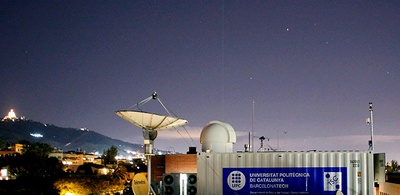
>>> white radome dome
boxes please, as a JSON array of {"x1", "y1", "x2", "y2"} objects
[{"x1": 200, "y1": 121, "x2": 236, "y2": 153}]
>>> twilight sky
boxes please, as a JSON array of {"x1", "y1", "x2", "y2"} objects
[{"x1": 1, "y1": 1, "x2": 399, "y2": 161}]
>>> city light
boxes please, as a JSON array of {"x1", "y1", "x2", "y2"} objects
[{"x1": 30, "y1": 133, "x2": 43, "y2": 138}]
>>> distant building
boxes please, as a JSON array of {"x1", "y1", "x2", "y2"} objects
[
  {"x1": 1, "y1": 109, "x2": 25, "y2": 121},
  {"x1": 76, "y1": 163, "x2": 112, "y2": 175},
  {"x1": 49, "y1": 151, "x2": 102, "y2": 173},
  {"x1": 0, "y1": 144, "x2": 24, "y2": 180},
  {"x1": 2, "y1": 109, "x2": 17, "y2": 121},
  {"x1": 0, "y1": 166, "x2": 11, "y2": 180},
  {"x1": 10, "y1": 143, "x2": 23, "y2": 154},
  {"x1": 0, "y1": 143, "x2": 23, "y2": 158}
]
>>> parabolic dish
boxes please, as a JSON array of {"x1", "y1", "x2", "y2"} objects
[{"x1": 115, "y1": 110, "x2": 188, "y2": 130}]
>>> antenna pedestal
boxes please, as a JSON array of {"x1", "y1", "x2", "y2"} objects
[{"x1": 143, "y1": 130, "x2": 157, "y2": 155}]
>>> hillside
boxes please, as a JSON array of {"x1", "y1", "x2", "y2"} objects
[{"x1": 0, "y1": 119, "x2": 150, "y2": 156}]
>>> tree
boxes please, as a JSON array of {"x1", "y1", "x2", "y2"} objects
[
  {"x1": 7, "y1": 141, "x2": 64, "y2": 194},
  {"x1": 21, "y1": 141, "x2": 54, "y2": 158},
  {"x1": 10, "y1": 141, "x2": 58, "y2": 178},
  {"x1": 0, "y1": 139, "x2": 8, "y2": 150},
  {"x1": 386, "y1": 160, "x2": 399, "y2": 173},
  {"x1": 54, "y1": 175, "x2": 125, "y2": 195},
  {"x1": 392, "y1": 160, "x2": 398, "y2": 172},
  {"x1": 0, "y1": 140, "x2": 12, "y2": 167},
  {"x1": 113, "y1": 164, "x2": 129, "y2": 183},
  {"x1": 103, "y1": 145, "x2": 118, "y2": 164},
  {"x1": 14, "y1": 141, "x2": 56, "y2": 178}
]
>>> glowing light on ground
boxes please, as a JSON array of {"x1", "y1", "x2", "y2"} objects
[{"x1": 30, "y1": 133, "x2": 43, "y2": 137}]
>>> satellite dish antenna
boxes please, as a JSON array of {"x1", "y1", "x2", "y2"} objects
[{"x1": 115, "y1": 92, "x2": 188, "y2": 195}]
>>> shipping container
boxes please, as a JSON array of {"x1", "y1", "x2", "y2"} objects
[{"x1": 197, "y1": 151, "x2": 374, "y2": 195}]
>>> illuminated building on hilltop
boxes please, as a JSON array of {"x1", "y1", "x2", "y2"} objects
[
  {"x1": 2, "y1": 109, "x2": 25, "y2": 121},
  {"x1": 2, "y1": 109, "x2": 17, "y2": 121}
]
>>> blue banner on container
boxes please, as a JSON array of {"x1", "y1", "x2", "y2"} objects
[{"x1": 223, "y1": 167, "x2": 347, "y2": 195}]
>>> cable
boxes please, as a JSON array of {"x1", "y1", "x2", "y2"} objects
[
  {"x1": 65, "y1": 130, "x2": 91, "y2": 147},
  {"x1": 174, "y1": 129, "x2": 192, "y2": 146},
  {"x1": 156, "y1": 98, "x2": 174, "y2": 117},
  {"x1": 157, "y1": 96, "x2": 198, "y2": 147},
  {"x1": 180, "y1": 125, "x2": 198, "y2": 148},
  {"x1": 127, "y1": 95, "x2": 153, "y2": 111}
]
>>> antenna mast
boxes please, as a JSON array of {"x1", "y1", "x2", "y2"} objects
[
  {"x1": 258, "y1": 136, "x2": 266, "y2": 152},
  {"x1": 252, "y1": 100, "x2": 255, "y2": 152},
  {"x1": 367, "y1": 102, "x2": 374, "y2": 151}
]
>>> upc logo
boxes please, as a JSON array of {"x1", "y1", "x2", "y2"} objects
[
  {"x1": 324, "y1": 172, "x2": 342, "y2": 191},
  {"x1": 227, "y1": 171, "x2": 246, "y2": 191}
]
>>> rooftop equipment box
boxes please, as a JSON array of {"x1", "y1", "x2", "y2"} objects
[{"x1": 197, "y1": 151, "x2": 374, "y2": 195}]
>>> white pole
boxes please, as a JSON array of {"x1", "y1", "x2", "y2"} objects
[
  {"x1": 148, "y1": 155, "x2": 151, "y2": 195},
  {"x1": 277, "y1": 130, "x2": 279, "y2": 151},
  {"x1": 369, "y1": 102, "x2": 374, "y2": 151},
  {"x1": 252, "y1": 100, "x2": 254, "y2": 152}
]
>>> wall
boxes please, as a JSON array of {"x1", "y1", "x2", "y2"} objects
[
  {"x1": 377, "y1": 182, "x2": 400, "y2": 195},
  {"x1": 165, "y1": 154, "x2": 197, "y2": 174},
  {"x1": 151, "y1": 155, "x2": 165, "y2": 182},
  {"x1": 150, "y1": 154, "x2": 197, "y2": 182},
  {"x1": 197, "y1": 151, "x2": 374, "y2": 195}
]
